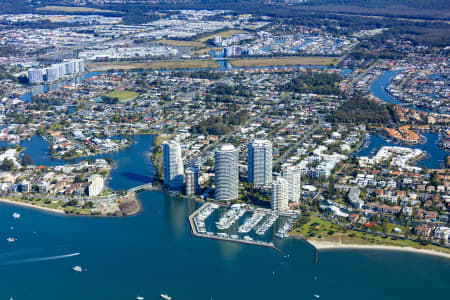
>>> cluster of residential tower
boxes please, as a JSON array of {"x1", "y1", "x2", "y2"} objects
[
  {"x1": 163, "y1": 139, "x2": 300, "y2": 211},
  {"x1": 27, "y1": 59, "x2": 85, "y2": 83}
]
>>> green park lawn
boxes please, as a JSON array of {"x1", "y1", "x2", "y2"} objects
[{"x1": 104, "y1": 90, "x2": 139, "y2": 101}]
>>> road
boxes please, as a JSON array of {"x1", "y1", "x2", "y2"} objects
[{"x1": 274, "y1": 120, "x2": 324, "y2": 166}]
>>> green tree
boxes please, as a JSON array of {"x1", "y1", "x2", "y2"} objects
[{"x1": 0, "y1": 158, "x2": 15, "y2": 171}]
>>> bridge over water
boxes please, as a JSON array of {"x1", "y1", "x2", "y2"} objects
[{"x1": 127, "y1": 183, "x2": 153, "y2": 193}]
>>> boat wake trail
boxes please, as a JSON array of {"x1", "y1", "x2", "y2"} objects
[
  {"x1": 0, "y1": 252, "x2": 80, "y2": 266},
  {"x1": 0, "y1": 248, "x2": 45, "y2": 259}
]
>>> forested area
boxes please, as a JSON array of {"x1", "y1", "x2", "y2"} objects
[
  {"x1": 208, "y1": 84, "x2": 254, "y2": 98},
  {"x1": 279, "y1": 72, "x2": 342, "y2": 96},
  {"x1": 173, "y1": 71, "x2": 225, "y2": 80},
  {"x1": 191, "y1": 110, "x2": 249, "y2": 135},
  {"x1": 327, "y1": 95, "x2": 393, "y2": 125},
  {"x1": 307, "y1": 0, "x2": 449, "y2": 10},
  {"x1": 5, "y1": 0, "x2": 448, "y2": 19}
]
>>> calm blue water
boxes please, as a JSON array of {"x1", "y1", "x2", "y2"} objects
[
  {"x1": 369, "y1": 70, "x2": 402, "y2": 105},
  {"x1": 1, "y1": 134, "x2": 449, "y2": 299},
  {"x1": 208, "y1": 49, "x2": 225, "y2": 58},
  {"x1": 340, "y1": 68, "x2": 353, "y2": 77},
  {"x1": 262, "y1": 46, "x2": 271, "y2": 53},
  {"x1": 359, "y1": 133, "x2": 446, "y2": 169},
  {"x1": 370, "y1": 70, "x2": 432, "y2": 113},
  {"x1": 0, "y1": 135, "x2": 138, "y2": 167}
]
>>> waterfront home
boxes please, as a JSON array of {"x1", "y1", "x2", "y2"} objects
[
  {"x1": 415, "y1": 224, "x2": 434, "y2": 237},
  {"x1": 348, "y1": 213, "x2": 359, "y2": 223},
  {"x1": 434, "y1": 227, "x2": 450, "y2": 244}
]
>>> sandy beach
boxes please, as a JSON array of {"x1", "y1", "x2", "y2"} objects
[
  {"x1": 118, "y1": 192, "x2": 141, "y2": 216},
  {"x1": 309, "y1": 240, "x2": 450, "y2": 259},
  {"x1": 0, "y1": 198, "x2": 66, "y2": 215}
]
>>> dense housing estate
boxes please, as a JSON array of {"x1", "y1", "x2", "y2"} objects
[{"x1": 0, "y1": 4, "x2": 448, "y2": 254}]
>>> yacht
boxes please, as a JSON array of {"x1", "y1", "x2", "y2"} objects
[
  {"x1": 136, "y1": 296, "x2": 144, "y2": 300},
  {"x1": 72, "y1": 266, "x2": 83, "y2": 272},
  {"x1": 6, "y1": 237, "x2": 15, "y2": 243},
  {"x1": 160, "y1": 294, "x2": 172, "y2": 300},
  {"x1": 243, "y1": 235, "x2": 253, "y2": 241},
  {"x1": 12, "y1": 213, "x2": 20, "y2": 219}
]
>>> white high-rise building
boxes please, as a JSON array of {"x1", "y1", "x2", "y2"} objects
[
  {"x1": 248, "y1": 139, "x2": 272, "y2": 187},
  {"x1": 46, "y1": 66, "x2": 60, "y2": 82},
  {"x1": 28, "y1": 69, "x2": 44, "y2": 83},
  {"x1": 27, "y1": 59, "x2": 84, "y2": 84},
  {"x1": 185, "y1": 167, "x2": 199, "y2": 196},
  {"x1": 73, "y1": 59, "x2": 80, "y2": 73},
  {"x1": 64, "y1": 60, "x2": 75, "y2": 74},
  {"x1": 56, "y1": 63, "x2": 66, "y2": 77},
  {"x1": 215, "y1": 144, "x2": 238, "y2": 201},
  {"x1": 163, "y1": 141, "x2": 184, "y2": 189},
  {"x1": 88, "y1": 174, "x2": 104, "y2": 197},
  {"x1": 76, "y1": 59, "x2": 85, "y2": 73},
  {"x1": 282, "y1": 165, "x2": 301, "y2": 203},
  {"x1": 271, "y1": 177, "x2": 289, "y2": 211}
]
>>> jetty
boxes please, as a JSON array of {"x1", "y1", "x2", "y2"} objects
[{"x1": 188, "y1": 203, "x2": 281, "y2": 252}]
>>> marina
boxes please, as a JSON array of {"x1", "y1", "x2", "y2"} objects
[
  {"x1": 275, "y1": 217, "x2": 298, "y2": 239},
  {"x1": 238, "y1": 210, "x2": 266, "y2": 233},
  {"x1": 188, "y1": 203, "x2": 281, "y2": 251},
  {"x1": 189, "y1": 202, "x2": 300, "y2": 251},
  {"x1": 255, "y1": 214, "x2": 278, "y2": 236},
  {"x1": 358, "y1": 133, "x2": 447, "y2": 169},
  {"x1": 215, "y1": 204, "x2": 246, "y2": 230}
]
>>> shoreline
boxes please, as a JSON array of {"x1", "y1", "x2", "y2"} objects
[
  {"x1": 308, "y1": 240, "x2": 450, "y2": 259},
  {"x1": 118, "y1": 192, "x2": 141, "y2": 216},
  {"x1": 0, "y1": 198, "x2": 66, "y2": 215}
]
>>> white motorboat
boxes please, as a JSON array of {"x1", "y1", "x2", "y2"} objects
[{"x1": 72, "y1": 266, "x2": 83, "y2": 272}]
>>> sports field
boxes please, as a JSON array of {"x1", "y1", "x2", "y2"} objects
[{"x1": 103, "y1": 90, "x2": 139, "y2": 101}]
